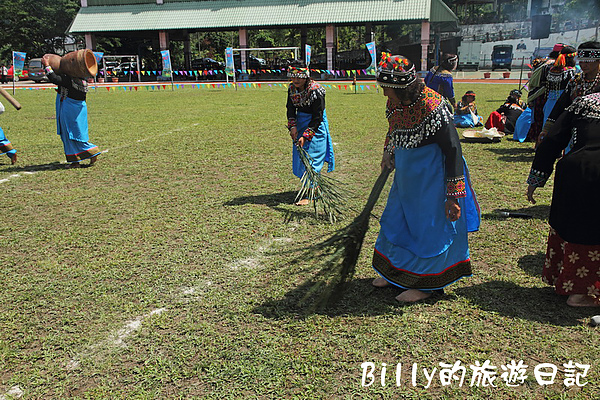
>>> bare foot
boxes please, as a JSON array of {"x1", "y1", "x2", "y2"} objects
[
  {"x1": 395, "y1": 289, "x2": 432, "y2": 303},
  {"x1": 567, "y1": 294, "x2": 600, "y2": 307},
  {"x1": 295, "y1": 199, "x2": 310, "y2": 206},
  {"x1": 372, "y1": 277, "x2": 392, "y2": 288},
  {"x1": 89, "y1": 155, "x2": 98, "y2": 166},
  {"x1": 65, "y1": 162, "x2": 81, "y2": 169},
  {"x1": 9, "y1": 153, "x2": 17, "y2": 165}
]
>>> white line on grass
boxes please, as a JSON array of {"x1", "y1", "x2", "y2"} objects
[
  {"x1": 0, "y1": 386, "x2": 24, "y2": 399},
  {"x1": 231, "y1": 237, "x2": 293, "y2": 271},
  {"x1": 66, "y1": 307, "x2": 167, "y2": 371},
  {"x1": 0, "y1": 123, "x2": 202, "y2": 185}
]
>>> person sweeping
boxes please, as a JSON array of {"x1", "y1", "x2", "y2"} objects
[
  {"x1": 285, "y1": 61, "x2": 335, "y2": 206},
  {"x1": 371, "y1": 53, "x2": 481, "y2": 303}
]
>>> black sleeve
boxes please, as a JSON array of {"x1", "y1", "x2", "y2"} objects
[
  {"x1": 306, "y1": 92, "x2": 325, "y2": 133},
  {"x1": 46, "y1": 70, "x2": 64, "y2": 86},
  {"x1": 532, "y1": 110, "x2": 575, "y2": 175},
  {"x1": 436, "y1": 119, "x2": 464, "y2": 179},
  {"x1": 286, "y1": 91, "x2": 296, "y2": 122},
  {"x1": 435, "y1": 109, "x2": 466, "y2": 198}
]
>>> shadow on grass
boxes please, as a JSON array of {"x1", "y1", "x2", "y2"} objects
[
  {"x1": 224, "y1": 191, "x2": 335, "y2": 224},
  {"x1": 225, "y1": 191, "x2": 297, "y2": 208},
  {"x1": 481, "y1": 205, "x2": 550, "y2": 221},
  {"x1": 518, "y1": 252, "x2": 545, "y2": 277},
  {"x1": 253, "y1": 278, "x2": 449, "y2": 319},
  {"x1": 485, "y1": 145, "x2": 535, "y2": 163},
  {"x1": 453, "y1": 280, "x2": 591, "y2": 326},
  {"x1": 0, "y1": 161, "x2": 66, "y2": 173}
]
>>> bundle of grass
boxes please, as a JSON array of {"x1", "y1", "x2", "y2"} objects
[
  {"x1": 295, "y1": 144, "x2": 346, "y2": 223},
  {"x1": 299, "y1": 168, "x2": 391, "y2": 310}
]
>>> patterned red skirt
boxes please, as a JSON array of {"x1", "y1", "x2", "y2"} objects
[{"x1": 543, "y1": 228, "x2": 600, "y2": 297}]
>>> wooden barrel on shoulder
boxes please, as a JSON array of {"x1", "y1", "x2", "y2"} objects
[{"x1": 45, "y1": 50, "x2": 98, "y2": 78}]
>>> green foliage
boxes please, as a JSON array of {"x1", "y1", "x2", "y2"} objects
[{"x1": 0, "y1": 0, "x2": 81, "y2": 62}]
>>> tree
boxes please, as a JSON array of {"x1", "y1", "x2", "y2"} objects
[{"x1": 0, "y1": 0, "x2": 80, "y2": 63}]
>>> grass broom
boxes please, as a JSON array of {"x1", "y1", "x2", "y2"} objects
[
  {"x1": 299, "y1": 167, "x2": 391, "y2": 310},
  {"x1": 295, "y1": 143, "x2": 346, "y2": 223}
]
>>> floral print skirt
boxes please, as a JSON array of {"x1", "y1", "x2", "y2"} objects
[{"x1": 543, "y1": 228, "x2": 600, "y2": 297}]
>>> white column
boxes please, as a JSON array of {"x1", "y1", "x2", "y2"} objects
[
  {"x1": 326, "y1": 24, "x2": 335, "y2": 71},
  {"x1": 239, "y1": 27, "x2": 248, "y2": 71},
  {"x1": 80, "y1": 0, "x2": 87, "y2": 7},
  {"x1": 420, "y1": 21, "x2": 430, "y2": 72},
  {"x1": 159, "y1": 31, "x2": 169, "y2": 51},
  {"x1": 85, "y1": 33, "x2": 96, "y2": 50}
]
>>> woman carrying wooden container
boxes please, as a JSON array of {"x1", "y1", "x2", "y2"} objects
[{"x1": 42, "y1": 50, "x2": 101, "y2": 168}]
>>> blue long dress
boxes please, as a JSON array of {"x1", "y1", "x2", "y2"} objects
[
  {"x1": 286, "y1": 81, "x2": 335, "y2": 179},
  {"x1": 373, "y1": 87, "x2": 480, "y2": 291},
  {"x1": 0, "y1": 102, "x2": 16, "y2": 161},
  {"x1": 424, "y1": 67, "x2": 456, "y2": 107},
  {"x1": 47, "y1": 69, "x2": 101, "y2": 164}
]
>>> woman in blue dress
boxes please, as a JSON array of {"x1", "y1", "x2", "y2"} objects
[
  {"x1": 372, "y1": 53, "x2": 480, "y2": 302},
  {"x1": 42, "y1": 55, "x2": 101, "y2": 168},
  {"x1": 424, "y1": 53, "x2": 457, "y2": 110},
  {"x1": 537, "y1": 45, "x2": 577, "y2": 146},
  {"x1": 286, "y1": 63, "x2": 335, "y2": 205},
  {"x1": 0, "y1": 100, "x2": 17, "y2": 164}
]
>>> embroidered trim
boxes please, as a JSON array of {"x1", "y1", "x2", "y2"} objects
[
  {"x1": 383, "y1": 135, "x2": 392, "y2": 154},
  {"x1": 385, "y1": 87, "x2": 453, "y2": 149},
  {"x1": 566, "y1": 93, "x2": 600, "y2": 120},
  {"x1": 288, "y1": 66, "x2": 309, "y2": 78},
  {"x1": 577, "y1": 48, "x2": 600, "y2": 61},
  {"x1": 546, "y1": 66, "x2": 576, "y2": 93},
  {"x1": 377, "y1": 53, "x2": 417, "y2": 89},
  {"x1": 446, "y1": 177, "x2": 466, "y2": 198},
  {"x1": 302, "y1": 128, "x2": 316, "y2": 141},
  {"x1": 0, "y1": 143, "x2": 14, "y2": 153},
  {"x1": 373, "y1": 249, "x2": 472, "y2": 290},
  {"x1": 566, "y1": 71, "x2": 600, "y2": 99},
  {"x1": 288, "y1": 81, "x2": 325, "y2": 108},
  {"x1": 287, "y1": 118, "x2": 296, "y2": 130},
  {"x1": 428, "y1": 67, "x2": 453, "y2": 78},
  {"x1": 527, "y1": 168, "x2": 550, "y2": 187}
]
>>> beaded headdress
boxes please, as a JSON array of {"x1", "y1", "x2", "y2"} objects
[
  {"x1": 288, "y1": 66, "x2": 310, "y2": 78},
  {"x1": 554, "y1": 47, "x2": 577, "y2": 68},
  {"x1": 577, "y1": 48, "x2": 600, "y2": 62},
  {"x1": 376, "y1": 53, "x2": 417, "y2": 89}
]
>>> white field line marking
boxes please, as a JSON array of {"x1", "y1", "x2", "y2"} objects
[
  {"x1": 64, "y1": 236, "x2": 293, "y2": 375},
  {"x1": 0, "y1": 386, "x2": 24, "y2": 399},
  {"x1": 231, "y1": 237, "x2": 293, "y2": 271},
  {"x1": 66, "y1": 308, "x2": 167, "y2": 371},
  {"x1": 0, "y1": 123, "x2": 201, "y2": 185}
]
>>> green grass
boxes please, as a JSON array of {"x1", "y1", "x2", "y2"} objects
[{"x1": 0, "y1": 82, "x2": 598, "y2": 399}]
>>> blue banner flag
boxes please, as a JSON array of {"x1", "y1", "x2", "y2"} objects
[
  {"x1": 365, "y1": 42, "x2": 377, "y2": 75},
  {"x1": 12, "y1": 51, "x2": 26, "y2": 78},
  {"x1": 93, "y1": 52, "x2": 104, "y2": 64},
  {"x1": 225, "y1": 47, "x2": 234, "y2": 77},
  {"x1": 161, "y1": 50, "x2": 172, "y2": 78}
]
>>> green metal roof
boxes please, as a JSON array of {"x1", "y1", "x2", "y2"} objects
[{"x1": 69, "y1": 0, "x2": 458, "y2": 33}]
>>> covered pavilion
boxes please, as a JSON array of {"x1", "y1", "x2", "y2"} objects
[{"x1": 69, "y1": 0, "x2": 459, "y2": 72}]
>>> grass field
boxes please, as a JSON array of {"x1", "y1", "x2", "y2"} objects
[{"x1": 0, "y1": 81, "x2": 598, "y2": 399}]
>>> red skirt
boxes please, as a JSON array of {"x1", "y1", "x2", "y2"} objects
[
  {"x1": 543, "y1": 228, "x2": 600, "y2": 297},
  {"x1": 484, "y1": 111, "x2": 505, "y2": 132}
]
